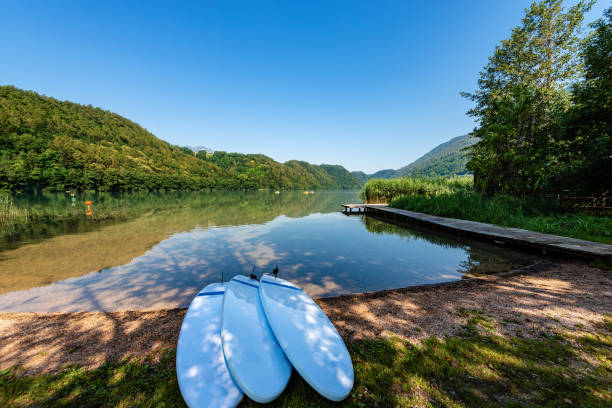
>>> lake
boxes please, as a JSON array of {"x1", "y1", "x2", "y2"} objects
[{"x1": 0, "y1": 191, "x2": 537, "y2": 312}]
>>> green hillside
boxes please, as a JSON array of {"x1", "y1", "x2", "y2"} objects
[
  {"x1": 350, "y1": 171, "x2": 370, "y2": 184},
  {"x1": 353, "y1": 134, "x2": 475, "y2": 181},
  {"x1": 0, "y1": 86, "x2": 361, "y2": 192},
  {"x1": 396, "y1": 134, "x2": 476, "y2": 178},
  {"x1": 199, "y1": 152, "x2": 361, "y2": 190}
]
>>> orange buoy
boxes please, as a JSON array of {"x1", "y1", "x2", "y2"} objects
[{"x1": 85, "y1": 200, "x2": 92, "y2": 206}]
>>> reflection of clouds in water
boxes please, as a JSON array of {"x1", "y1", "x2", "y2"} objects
[
  {"x1": 299, "y1": 276, "x2": 343, "y2": 298},
  {"x1": 0, "y1": 213, "x2": 494, "y2": 312}
]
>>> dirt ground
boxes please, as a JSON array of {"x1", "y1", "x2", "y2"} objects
[{"x1": 1, "y1": 260, "x2": 610, "y2": 376}]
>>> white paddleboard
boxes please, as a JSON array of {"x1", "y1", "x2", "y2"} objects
[
  {"x1": 176, "y1": 283, "x2": 243, "y2": 408},
  {"x1": 221, "y1": 275, "x2": 292, "y2": 403},
  {"x1": 259, "y1": 273, "x2": 354, "y2": 401}
]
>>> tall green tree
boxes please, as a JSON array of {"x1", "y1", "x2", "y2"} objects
[
  {"x1": 463, "y1": 0, "x2": 592, "y2": 195},
  {"x1": 556, "y1": 7, "x2": 612, "y2": 195}
]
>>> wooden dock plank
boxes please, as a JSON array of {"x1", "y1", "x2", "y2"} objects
[
  {"x1": 341, "y1": 203, "x2": 387, "y2": 209},
  {"x1": 362, "y1": 205, "x2": 612, "y2": 258},
  {"x1": 341, "y1": 203, "x2": 388, "y2": 214}
]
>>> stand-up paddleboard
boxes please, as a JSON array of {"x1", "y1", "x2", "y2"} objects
[
  {"x1": 259, "y1": 273, "x2": 354, "y2": 401},
  {"x1": 221, "y1": 275, "x2": 292, "y2": 403},
  {"x1": 176, "y1": 283, "x2": 243, "y2": 408}
]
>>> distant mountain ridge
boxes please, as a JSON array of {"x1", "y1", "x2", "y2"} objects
[
  {"x1": 0, "y1": 86, "x2": 361, "y2": 192},
  {"x1": 186, "y1": 145, "x2": 213, "y2": 154},
  {"x1": 351, "y1": 134, "x2": 476, "y2": 181}
]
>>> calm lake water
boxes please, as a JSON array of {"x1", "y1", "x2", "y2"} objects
[{"x1": 0, "y1": 191, "x2": 537, "y2": 312}]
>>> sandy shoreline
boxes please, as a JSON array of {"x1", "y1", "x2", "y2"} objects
[{"x1": 1, "y1": 260, "x2": 610, "y2": 376}]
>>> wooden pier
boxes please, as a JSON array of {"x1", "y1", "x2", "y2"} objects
[
  {"x1": 341, "y1": 203, "x2": 387, "y2": 214},
  {"x1": 354, "y1": 204, "x2": 612, "y2": 259}
]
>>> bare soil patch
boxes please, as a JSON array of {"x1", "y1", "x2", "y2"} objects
[{"x1": 1, "y1": 260, "x2": 609, "y2": 375}]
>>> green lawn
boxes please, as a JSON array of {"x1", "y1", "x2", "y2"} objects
[{"x1": 2, "y1": 313, "x2": 610, "y2": 407}]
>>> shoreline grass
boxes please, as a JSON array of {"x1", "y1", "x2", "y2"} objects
[
  {"x1": 2, "y1": 313, "x2": 610, "y2": 407},
  {"x1": 390, "y1": 190, "x2": 612, "y2": 244},
  {"x1": 360, "y1": 176, "x2": 612, "y2": 244}
]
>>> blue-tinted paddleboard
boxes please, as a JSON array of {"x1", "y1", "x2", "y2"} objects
[
  {"x1": 176, "y1": 283, "x2": 243, "y2": 408},
  {"x1": 259, "y1": 274, "x2": 354, "y2": 401},
  {"x1": 221, "y1": 275, "x2": 292, "y2": 403}
]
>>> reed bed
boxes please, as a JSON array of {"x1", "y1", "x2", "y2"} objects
[
  {"x1": 360, "y1": 176, "x2": 472, "y2": 203},
  {"x1": 0, "y1": 194, "x2": 28, "y2": 235}
]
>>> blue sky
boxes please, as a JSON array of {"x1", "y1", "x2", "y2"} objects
[{"x1": 1, "y1": 1, "x2": 607, "y2": 173}]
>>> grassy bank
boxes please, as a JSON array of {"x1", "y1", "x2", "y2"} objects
[
  {"x1": 391, "y1": 190, "x2": 612, "y2": 244},
  {"x1": 2, "y1": 313, "x2": 610, "y2": 407},
  {"x1": 360, "y1": 177, "x2": 612, "y2": 244}
]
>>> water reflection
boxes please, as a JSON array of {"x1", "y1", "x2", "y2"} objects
[
  {"x1": 1, "y1": 191, "x2": 359, "y2": 252},
  {"x1": 0, "y1": 191, "x2": 537, "y2": 312},
  {"x1": 0, "y1": 191, "x2": 359, "y2": 294}
]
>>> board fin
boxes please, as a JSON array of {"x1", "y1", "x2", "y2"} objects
[{"x1": 249, "y1": 265, "x2": 258, "y2": 281}]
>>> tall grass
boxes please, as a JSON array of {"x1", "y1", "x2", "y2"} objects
[
  {"x1": 390, "y1": 189, "x2": 612, "y2": 244},
  {"x1": 360, "y1": 176, "x2": 472, "y2": 203},
  {"x1": 0, "y1": 193, "x2": 28, "y2": 234}
]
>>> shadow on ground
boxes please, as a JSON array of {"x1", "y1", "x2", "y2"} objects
[{"x1": 0, "y1": 260, "x2": 610, "y2": 407}]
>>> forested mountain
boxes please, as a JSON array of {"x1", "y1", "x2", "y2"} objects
[
  {"x1": 396, "y1": 134, "x2": 476, "y2": 177},
  {"x1": 186, "y1": 145, "x2": 212, "y2": 154},
  {"x1": 0, "y1": 86, "x2": 361, "y2": 192},
  {"x1": 197, "y1": 152, "x2": 361, "y2": 190},
  {"x1": 351, "y1": 134, "x2": 475, "y2": 181}
]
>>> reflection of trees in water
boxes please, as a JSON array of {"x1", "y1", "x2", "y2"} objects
[
  {"x1": 0, "y1": 191, "x2": 361, "y2": 295},
  {"x1": 2, "y1": 191, "x2": 359, "y2": 251},
  {"x1": 361, "y1": 216, "x2": 537, "y2": 276},
  {"x1": 361, "y1": 216, "x2": 465, "y2": 249}
]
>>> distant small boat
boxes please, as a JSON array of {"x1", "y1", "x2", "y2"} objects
[{"x1": 274, "y1": 191, "x2": 280, "y2": 194}]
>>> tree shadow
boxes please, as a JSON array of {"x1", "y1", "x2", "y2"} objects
[{"x1": 1, "y1": 260, "x2": 610, "y2": 407}]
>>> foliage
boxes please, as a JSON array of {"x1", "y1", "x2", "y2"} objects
[
  {"x1": 463, "y1": 0, "x2": 593, "y2": 195},
  {"x1": 2, "y1": 315, "x2": 610, "y2": 407},
  {"x1": 349, "y1": 171, "x2": 370, "y2": 184},
  {"x1": 554, "y1": 7, "x2": 612, "y2": 195},
  {"x1": 396, "y1": 134, "x2": 476, "y2": 178},
  {"x1": 0, "y1": 86, "x2": 224, "y2": 192},
  {"x1": 360, "y1": 176, "x2": 473, "y2": 203},
  {"x1": 200, "y1": 151, "x2": 361, "y2": 190},
  {"x1": 352, "y1": 134, "x2": 476, "y2": 182},
  {"x1": 0, "y1": 86, "x2": 361, "y2": 192},
  {"x1": 366, "y1": 169, "x2": 399, "y2": 180},
  {"x1": 391, "y1": 188, "x2": 612, "y2": 244},
  {"x1": 318, "y1": 164, "x2": 362, "y2": 190}
]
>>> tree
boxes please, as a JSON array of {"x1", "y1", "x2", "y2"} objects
[
  {"x1": 556, "y1": 7, "x2": 612, "y2": 194},
  {"x1": 463, "y1": 0, "x2": 592, "y2": 195}
]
